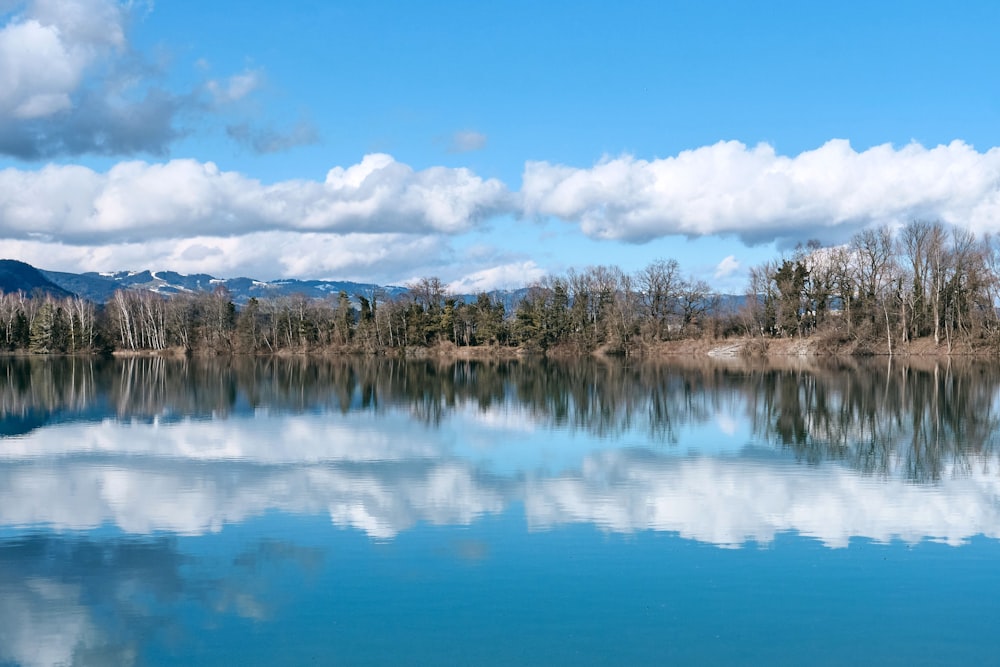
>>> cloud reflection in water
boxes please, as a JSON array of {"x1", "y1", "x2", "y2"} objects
[{"x1": 1, "y1": 356, "x2": 999, "y2": 548}]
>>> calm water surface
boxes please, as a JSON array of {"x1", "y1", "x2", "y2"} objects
[{"x1": 2, "y1": 356, "x2": 999, "y2": 665}]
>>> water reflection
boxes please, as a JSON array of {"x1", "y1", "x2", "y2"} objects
[
  {"x1": 6, "y1": 356, "x2": 1000, "y2": 666},
  {"x1": 0, "y1": 532, "x2": 324, "y2": 667},
  {"x1": 1, "y1": 356, "x2": 1000, "y2": 546},
  {"x1": 525, "y1": 451, "x2": 1000, "y2": 547},
  {"x1": 0, "y1": 355, "x2": 731, "y2": 437},
  {"x1": 745, "y1": 358, "x2": 1000, "y2": 481},
  {"x1": 3, "y1": 451, "x2": 999, "y2": 547},
  {"x1": 0, "y1": 534, "x2": 182, "y2": 666}
]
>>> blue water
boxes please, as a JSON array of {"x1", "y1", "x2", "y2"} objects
[{"x1": 1, "y1": 357, "x2": 999, "y2": 665}]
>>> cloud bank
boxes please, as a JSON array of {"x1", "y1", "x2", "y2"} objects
[
  {"x1": 522, "y1": 139, "x2": 1000, "y2": 244},
  {"x1": 0, "y1": 153, "x2": 511, "y2": 242},
  {"x1": 4, "y1": 138, "x2": 1000, "y2": 285},
  {"x1": 1, "y1": 231, "x2": 458, "y2": 283},
  {"x1": 5, "y1": 8, "x2": 1000, "y2": 288}
]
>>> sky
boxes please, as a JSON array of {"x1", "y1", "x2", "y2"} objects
[{"x1": 1, "y1": 0, "x2": 999, "y2": 293}]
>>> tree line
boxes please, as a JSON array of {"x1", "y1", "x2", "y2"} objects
[
  {"x1": 2, "y1": 219, "x2": 1000, "y2": 356},
  {"x1": 745, "y1": 220, "x2": 1000, "y2": 352},
  {"x1": 0, "y1": 261, "x2": 721, "y2": 355}
]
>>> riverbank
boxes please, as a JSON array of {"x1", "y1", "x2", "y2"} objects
[
  {"x1": 20, "y1": 333, "x2": 1000, "y2": 361},
  {"x1": 644, "y1": 335, "x2": 999, "y2": 359}
]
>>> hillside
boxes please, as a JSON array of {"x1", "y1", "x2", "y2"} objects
[
  {"x1": 39, "y1": 268, "x2": 412, "y2": 305},
  {"x1": 0, "y1": 260, "x2": 74, "y2": 299}
]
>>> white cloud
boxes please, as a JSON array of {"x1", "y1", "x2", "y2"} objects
[
  {"x1": 0, "y1": 154, "x2": 513, "y2": 243},
  {"x1": 521, "y1": 139, "x2": 1000, "y2": 245},
  {"x1": 446, "y1": 260, "x2": 546, "y2": 293},
  {"x1": 0, "y1": 230, "x2": 453, "y2": 282},
  {"x1": 714, "y1": 254, "x2": 740, "y2": 279},
  {"x1": 448, "y1": 129, "x2": 488, "y2": 153},
  {"x1": 206, "y1": 68, "x2": 263, "y2": 105},
  {"x1": 12, "y1": 137, "x2": 1000, "y2": 282},
  {"x1": 0, "y1": 0, "x2": 193, "y2": 158},
  {"x1": 0, "y1": 2, "x2": 272, "y2": 159},
  {"x1": 1, "y1": 228, "x2": 553, "y2": 287},
  {"x1": 0, "y1": 0, "x2": 125, "y2": 120}
]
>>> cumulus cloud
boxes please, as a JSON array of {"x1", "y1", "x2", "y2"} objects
[
  {"x1": 0, "y1": 230, "x2": 452, "y2": 282},
  {"x1": 714, "y1": 255, "x2": 740, "y2": 279},
  {"x1": 448, "y1": 129, "x2": 488, "y2": 153},
  {"x1": 0, "y1": 0, "x2": 199, "y2": 158},
  {"x1": 446, "y1": 260, "x2": 546, "y2": 293},
  {"x1": 0, "y1": 86, "x2": 188, "y2": 159},
  {"x1": 521, "y1": 140, "x2": 1000, "y2": 245},
  {"x1": 12, "y1": 135, "x2": 1000, "y2": 283},
  {"x1": 0, "y1": 0, "x2": 126, "y2": 120},
  {"x1": 0, "y1": 2, "x2": 279, "y2": 159},
  {"x1": 0, "y1": 154, "x2": 513, "y2": 243},
  {"x1": 1, "y1": 227, "x2": 546, "y2": 286}
]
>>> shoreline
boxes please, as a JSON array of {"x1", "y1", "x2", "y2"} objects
[
  {"x1": 5, "y1": 335, "x2": 999, "y2": 361},
  {"x1": 642, "y1": 336, "x2": 998, "y2": 360}
]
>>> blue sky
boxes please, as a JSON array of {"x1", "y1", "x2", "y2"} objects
[{"x1": 1, "y1": 0, "x2": 999, "y2": 292}]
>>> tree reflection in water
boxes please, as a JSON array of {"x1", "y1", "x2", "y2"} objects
[
  {"x1": 741, "y1": 357, "x2": 1000, "y2": 481},
  {"x1": 1, "y1": 355, "x2": 997, "y2": 481}
]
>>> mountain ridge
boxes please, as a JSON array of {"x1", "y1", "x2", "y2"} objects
[
  {"x1": 40, "y1": 267, "x2": 414, "y2": 305},
  {"x1": 0, "y1": 260, "x2": 529, "y2": 308},
  {"x1": 2, "y1": 260, "x2": 743, "y2": 316},
  {"x1": 0, "y1": 259, "x2": 74, "y2": 299}
]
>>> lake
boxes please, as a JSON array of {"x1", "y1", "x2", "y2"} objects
[{"x1": 2, "y1": 355, "x2": 999, "y2": 665}]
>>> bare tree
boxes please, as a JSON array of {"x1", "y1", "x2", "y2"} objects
[
  {"x1": 851, "y1": 226, "x2": 898, "y2": 352},
  {"x1": 638, "y1": 259, "x2": 681, "y2": 341}
]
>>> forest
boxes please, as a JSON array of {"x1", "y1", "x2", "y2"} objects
[{"x1": 2, "y1": 220, "x2": 1000, "y2": 356}]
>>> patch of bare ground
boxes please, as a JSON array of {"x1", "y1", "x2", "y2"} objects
[
  {"x1": 95, "y1": 336, "x2": 1000, "y2": 361},
  {"x1": 639, "y1": 335, "x2": 1000, "y2": 360}
]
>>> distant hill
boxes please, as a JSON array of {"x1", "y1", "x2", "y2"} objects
[
  {"x1": 38, "y1": 267, "x2": 412, "y2": 306},
  {"x1": 39, "y1": 270, "x2": 122, "y2": 302},
  {"x1": 0, "y1": 259, "x2": 74, "y2": 299},
  {"x1": 11, "y1": 261, "x2": 733, "y2": 314}
]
